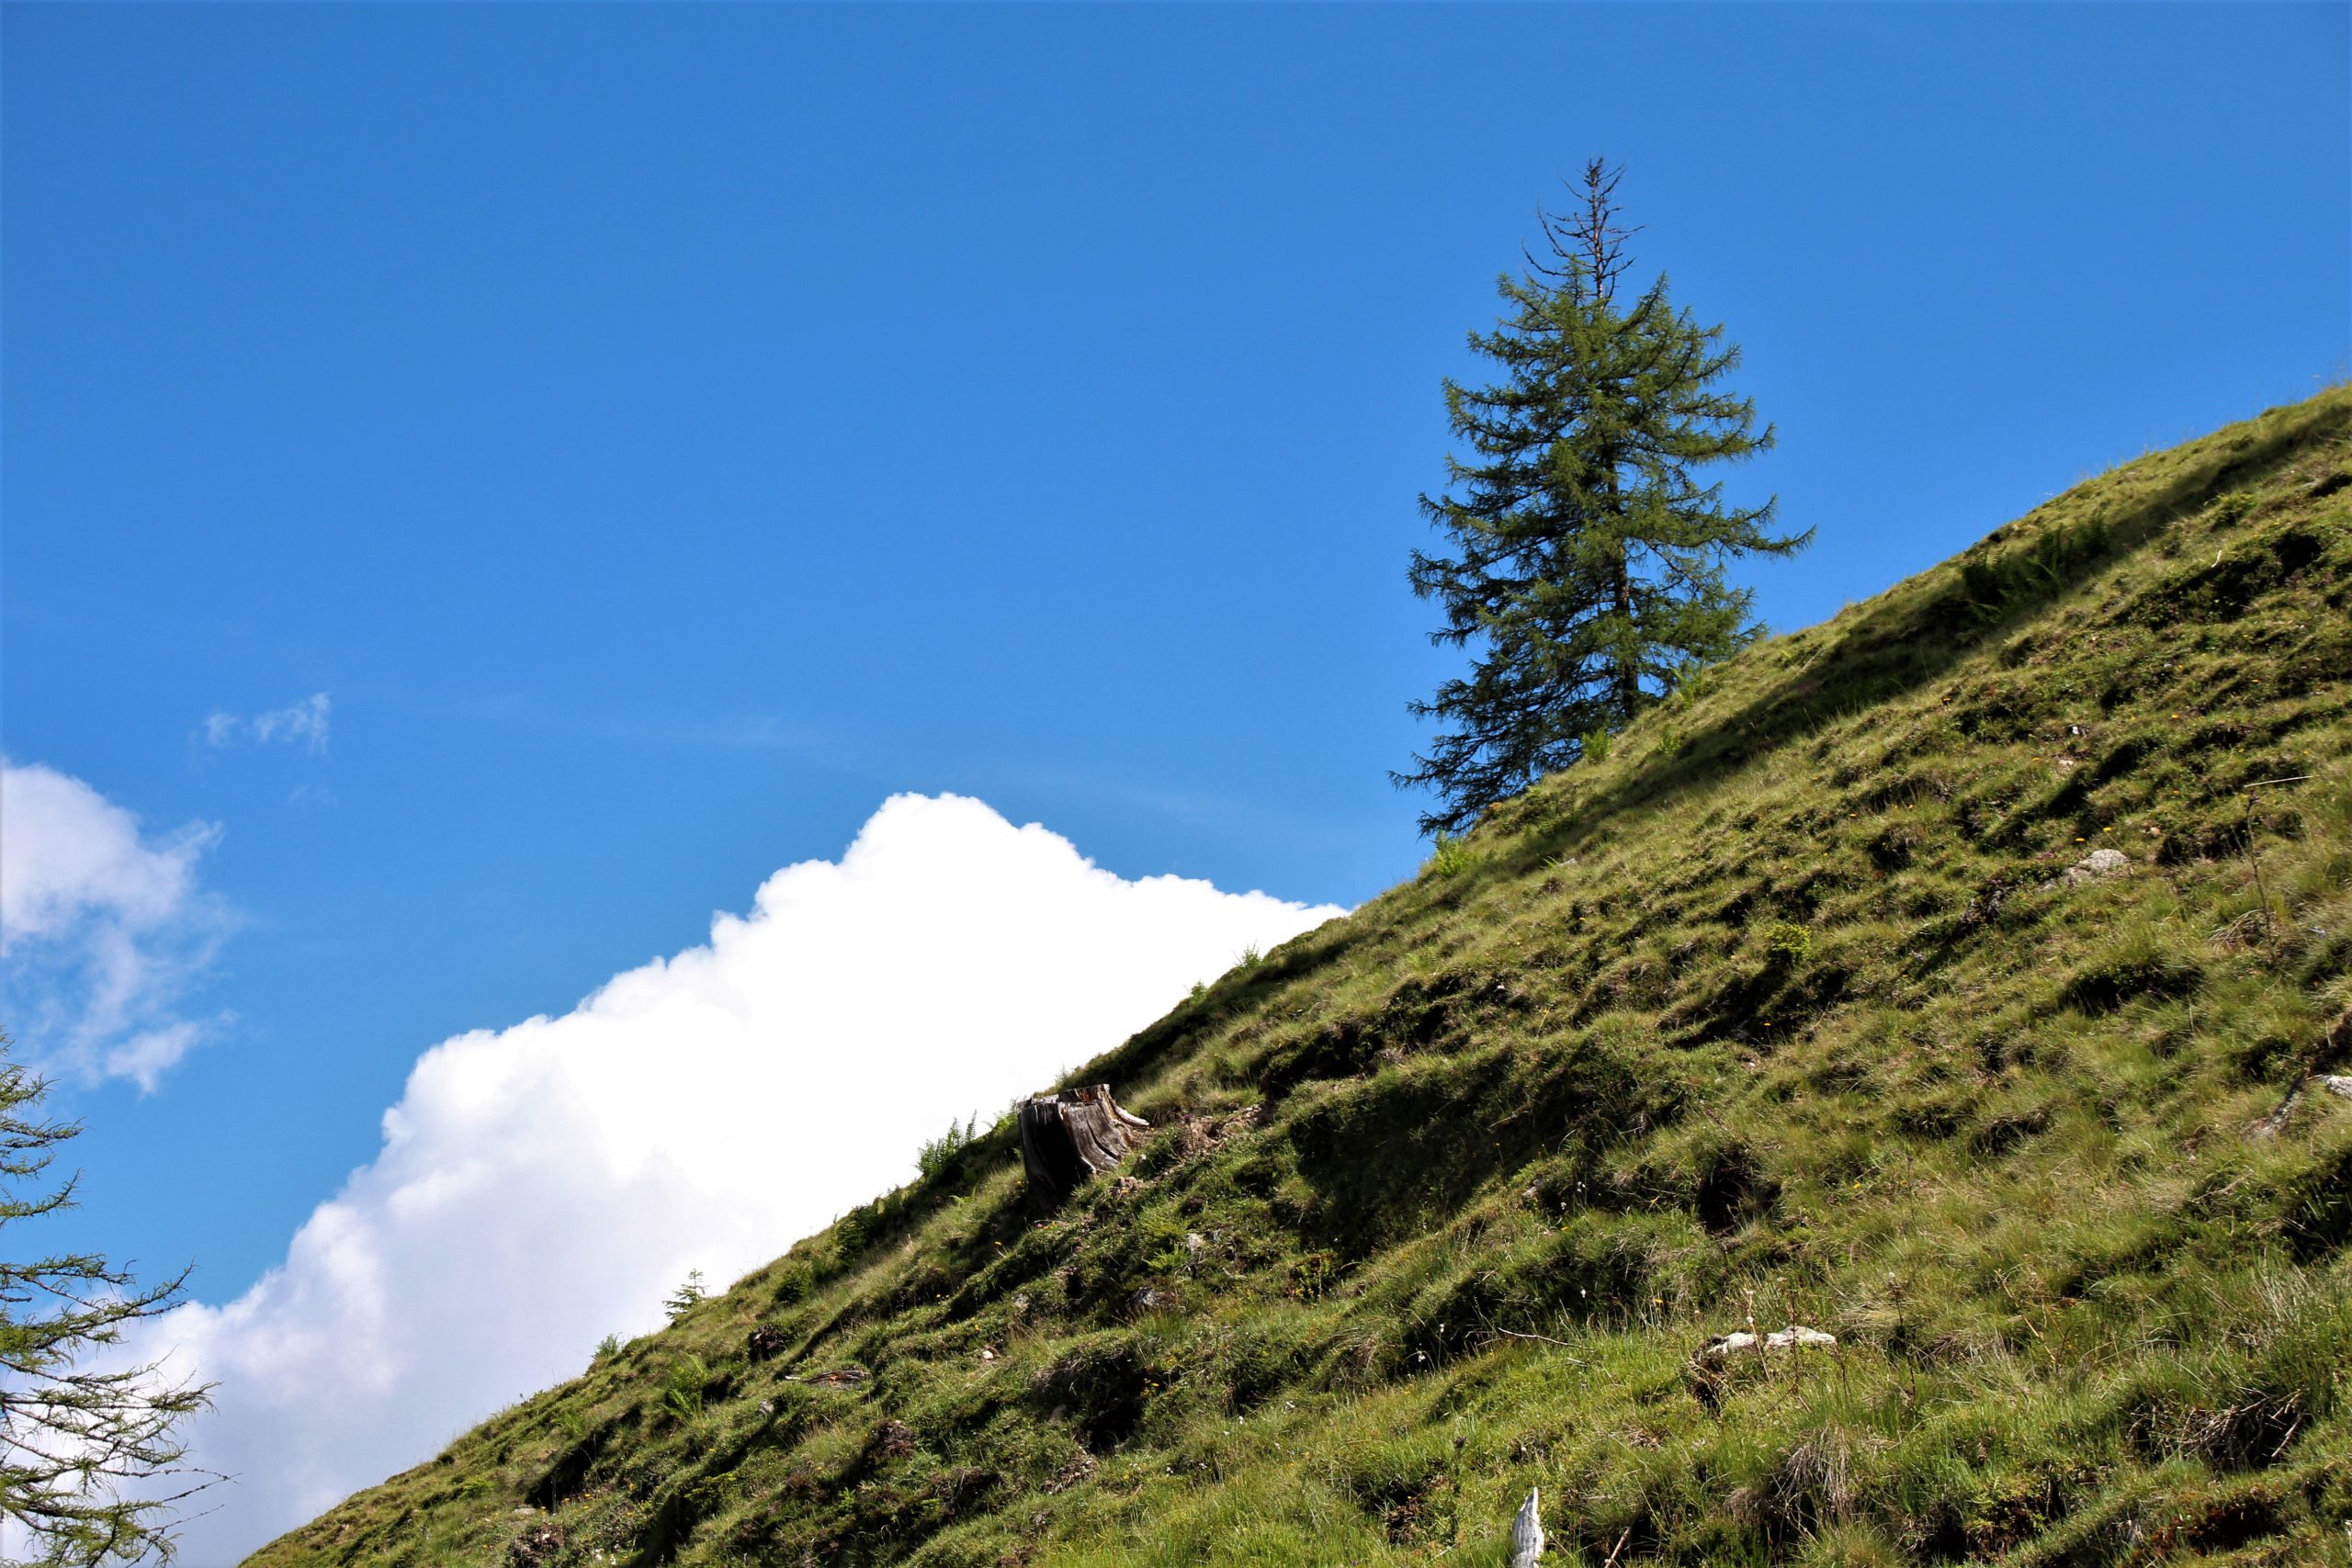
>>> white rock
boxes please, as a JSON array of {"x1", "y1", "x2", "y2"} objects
[
  {"x1": 2040, "y1": 847, "x2": 2132, "y2": 892},
  {"x1": 1699, "y1": 1325, "x2": 1838, "y2": 1361},
  {"x1": 1509, "y1": 1487, "x2": 1545, "y2": 1567}
]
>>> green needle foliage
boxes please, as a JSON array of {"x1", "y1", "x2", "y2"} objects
[
  {"x1": 663, "y1": 1271, "x2": 708, "y2": 1325},
  {"x1": 1400, "y1": 160, "x2": 1809, "y2": 837},
  {"x1": 0, "y1": 1037, "x2": 214, "y2": 1565}
]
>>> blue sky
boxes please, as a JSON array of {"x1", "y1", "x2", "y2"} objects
[{"x1": 3, "y1": 3, "x2": 2346, "y2": 1544}]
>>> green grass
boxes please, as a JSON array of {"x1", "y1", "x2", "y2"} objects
[{"x1": 251, "y1": 388, "x2": 2352, "y2": 1567}]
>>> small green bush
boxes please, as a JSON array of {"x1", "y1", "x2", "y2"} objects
[
  {"x1": 769, "y1": 1258, "x2": 817, "y2": 1305},
  {"x1": 917, "y1": 1114, "x2": 979, "y2": 1181},
  {"x1": 1669, "y1": 660, "x2": 1715, "y2": 707},
  {"x1": 1763, "y1": 920, "x2": 1813, "y2": 964},
  {"x1": 1423, "y1": 833, "x2": 1479, "y2": 878},
  {"x1": 662, "y1": 1354, "x2": 710, "y2": 1421},
  {"x1": 834, "y1": 1201, "x2": 881, "y2": 1256}
]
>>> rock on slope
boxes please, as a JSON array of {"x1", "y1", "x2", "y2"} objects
[{"x1": 253, "y1": 389, "x2": 2352, "y2": 1567}]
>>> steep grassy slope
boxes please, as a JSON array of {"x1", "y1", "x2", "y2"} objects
[{"x1": 254, "y1": 389, "x2": 2352, "y2": 1568}]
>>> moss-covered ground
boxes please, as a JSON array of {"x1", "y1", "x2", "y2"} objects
[{"x1": 252, "y1": 388, "x2": 2352, "y2": 1567}]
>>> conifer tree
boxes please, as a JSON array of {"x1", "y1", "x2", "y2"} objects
[
  {"x1": 1, "y1": 1036, "x2": 214, "y2": 1564},
  {"x1": 1397, "y1": 161, "x2": 1808, "y2": 836}
]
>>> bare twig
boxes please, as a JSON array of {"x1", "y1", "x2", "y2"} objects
[{"x1": 2239, "y1": 774, "x2": 2314, "y2": 953}]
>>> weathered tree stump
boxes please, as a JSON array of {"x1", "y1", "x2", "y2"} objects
[{"x1": 1018, "y1": 1084, "x2": 1149, "y2": 1210}]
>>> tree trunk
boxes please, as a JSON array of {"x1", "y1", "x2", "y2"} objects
[
  {"x1": 1600, "y1": 446, "x2": 1640, "y2": 720},
  {"x1": 1018, "y1": 1085, "x2": 1150, "y2": 1211},
  {"x1": 1611, "y1": 539, "x2": 1640, "y2": 716}
]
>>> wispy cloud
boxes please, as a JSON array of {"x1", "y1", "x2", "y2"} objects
[
  {"x1": 0, "y1": 761, "x2": 231, "y2": 1089},
  {"x1": 288, "y1": 784, "x2": 340, "y2": 812},
  {"x1": 204, "y1": 693, "x2": 332, "y2": 754},
  {"x1": 369, "y1": 683, "x2": 834, "y2": 757},
  {"x1": 126, "y1": 794, "x2": 1348, "y2": 1559}
]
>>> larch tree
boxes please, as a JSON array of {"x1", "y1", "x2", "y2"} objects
[
  {"x1": 0, "y1": 1037, "x2": 215, "y2": 1565},
  {"x1": 1397, "y1": 160, "x2": 1808, "y2": 837}
]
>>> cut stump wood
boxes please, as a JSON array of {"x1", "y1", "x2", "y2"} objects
[{"x1": 1019, "y1": 1085, "x2": 1149, "y2": 1210}]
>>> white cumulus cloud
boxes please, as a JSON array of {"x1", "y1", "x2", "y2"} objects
[
  {"x1": 204, "y1": 693, "x2": 331, "y2": 754},
  {"x1": 0, "y1": 761, "x2": 227, "y2": 1089},
  {"x1": 130, "y1": 793, "x2": 1345, "y2": 1562}
]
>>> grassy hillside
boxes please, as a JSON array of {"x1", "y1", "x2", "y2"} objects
[{"x1": 253, "y1": 389, "x2": 2352, "y2": 1568}]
